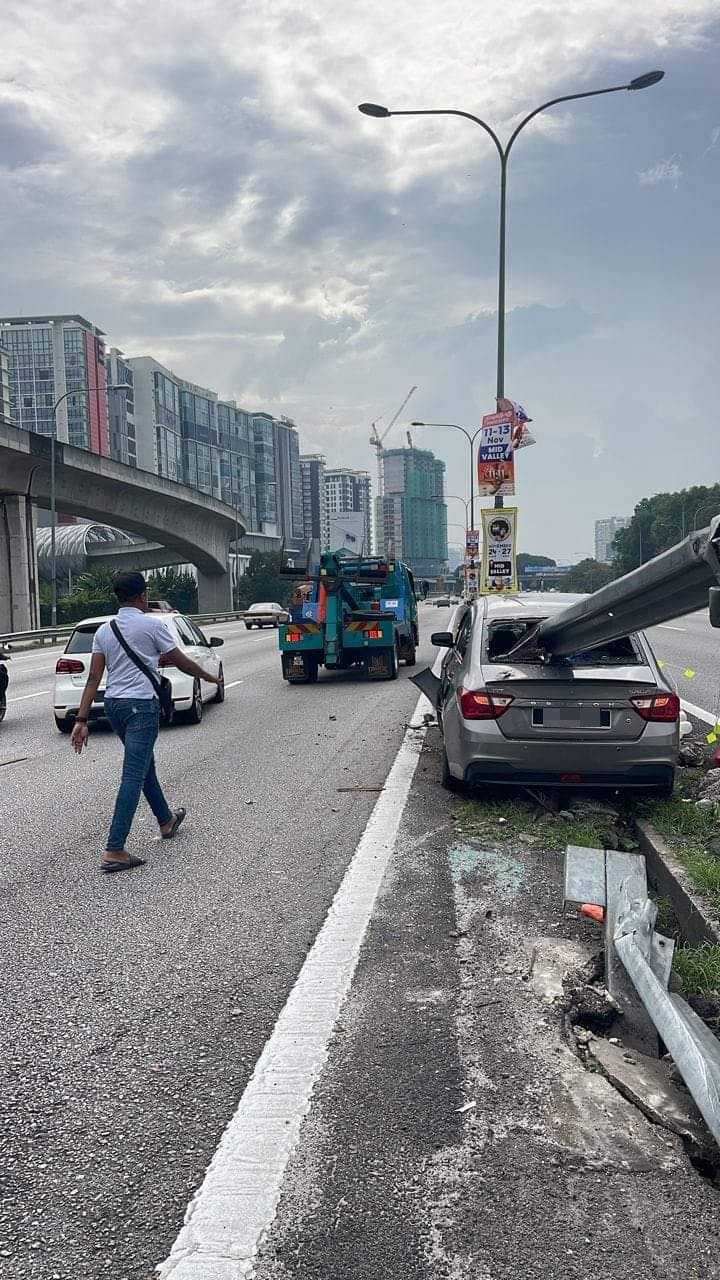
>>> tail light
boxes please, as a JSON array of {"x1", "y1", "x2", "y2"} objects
[
  {"x1": 366, "y1": 628, "x2": 382, "y2": 639},
  {"x1": 158, "y1": 653, "x2": 177, "y2": 668},
  {"x1": 55, "y1": 658, "x2": 84, "y2": 674},
  {"x1": 629, "y1": 692, "x2": 680, "y2": 722},
  {"x1": 458, "y1": 687, "x2": 514, "y2": 720},
  {"x1": 286, "y1": 631, "x2": 302, "y2": 644}
]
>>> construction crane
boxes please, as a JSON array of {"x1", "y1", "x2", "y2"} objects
[{"x1": 369, "y1": 385, "x2": 417, "y2": 501}]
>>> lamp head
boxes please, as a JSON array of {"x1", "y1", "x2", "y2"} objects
[
  {"x1": 628, "y1": 70, "x2": 665, "y2": 90},
  {"x1": 358, "y1": 102, "x2": 391, "y2": 118}
]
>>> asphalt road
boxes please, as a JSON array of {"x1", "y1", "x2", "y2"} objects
[
  {"x1": 647, "y1": 607, "x2": 720, "y2": 723},
  {"x1": 0, "y1": 608, "x2": 437, "y2": 1279}
]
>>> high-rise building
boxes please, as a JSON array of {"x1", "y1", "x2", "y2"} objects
[
  {"x1": 300, "y1": 454, "x2": 326, "y2": 547},
  {"x1": 106, "y1": 348, "x2": 137, "y2": 467},
  {"x1": 251, "y1": 413, "x2": 278, "y2": 534},
  {"x1": 377, "y1": 447, "x2": 447, "y2": 579},
  {"x1": 0, "y1": 344, "x2": 13, "y2": 426},
  {"x1": 217, "y1": 401, "x2": 257, "y2": 529},
  {"x1": 0, "y1": 314, "x2": 109, "y2": 453},
  {"x1": 595, "y1": 516, "x2": 630, "y2": 564},
  {"x1": 324, "y1": 467, "x2": 372, "y2": 553},
  {"x1": 274, "y1": 418, "x2": 303, "y2": 545},
  {"x1": 127, "y1": 357, "x2": 184, "y2": 481}
]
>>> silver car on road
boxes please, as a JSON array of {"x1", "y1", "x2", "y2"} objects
[{"x1": 431, "y1": 594, "x2": 679, "y2": 795}]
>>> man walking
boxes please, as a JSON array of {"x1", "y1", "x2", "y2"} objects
[{"x1": 70, "y1": 571, "x2": 220, "y2": 873}]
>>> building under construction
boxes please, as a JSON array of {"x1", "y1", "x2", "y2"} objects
[{"x1": 376, "y1": 446, "x2": 447, "y2": 580}]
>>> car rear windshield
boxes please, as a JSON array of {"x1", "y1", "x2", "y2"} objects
[
  {"x1": 485, "y1": 618, "x2": 642, "y2": 666},
  {"x1": 66, "y1": 625, "x2": 99, "y2": 654},
  {"x1": 250, "y1": 602, "x2": 274, "y2": 611}
]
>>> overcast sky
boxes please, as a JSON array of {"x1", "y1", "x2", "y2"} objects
[{"x1": 2, "y1": 1, "x2": 719, "y2": 560}]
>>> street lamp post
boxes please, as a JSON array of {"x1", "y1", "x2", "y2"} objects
[
  {"x1": 410, "y1": 421, "x2": 482, "y2": 531},
  {"x1": 359, "y1": 71, "x2": 664, "y2": 508},
  {"x1": 693, "y1": 502, "x2": 719, "y2": 532},
  {"x1": 49, "y1": 384, "x2": 130, "y2": 625}
]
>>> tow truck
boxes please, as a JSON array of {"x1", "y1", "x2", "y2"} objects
[{"x1": 278, "y1": 547, "x2": 419, "y2": 683}]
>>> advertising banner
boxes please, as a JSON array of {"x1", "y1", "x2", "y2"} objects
[
  {"x1": 497, "y1": 397, "x2": 536, "y2": 450},
  {"x1": 465, "y1": 528, "x2": 479, "y2": 558},
  {"x1": 480, "y1": 507, "x2": 518, "y2": 594},
  {"x1": 477, "y1": 412, "x2": 515, "y2": 496}
]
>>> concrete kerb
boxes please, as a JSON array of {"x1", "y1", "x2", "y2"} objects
[{"x1": 635, "y1": 818, "x2": 720, "y2": 947}]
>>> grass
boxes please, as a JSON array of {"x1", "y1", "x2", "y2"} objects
[
  {"x1": 672, "y1": 945, "x2": 720, "y2": 1000},
  {"x1": 642, "y1": 788, "x2": 720, "y2": 914},
  {"x1": 453, "y1": 793, "x2": 615, "y2": 853}
]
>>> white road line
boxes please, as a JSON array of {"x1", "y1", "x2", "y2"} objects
[
  {"x1": 156, "y1": 699, "x2": 426, "y2": 1279},
  {"x1": 224, "y1": 680, "x2": 244, "y2": 689},
  {"x1": 682, "y1": 699, "x2": 717, "y2": 727},
  {"x1": 658, "y1": 624, "x2": 686, "y2": 632},
  {"x1": 8, "y1": 690, "x2": 48, "y2": 703}
]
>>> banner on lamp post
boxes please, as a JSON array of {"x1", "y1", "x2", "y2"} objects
[
  {"x1": 480, "y1": 507, "x2": 519, "y2": 594},
  {"x1": 477, "y1": 412, "x2": 515, "y2": 496},
  {"x1": 465, "y1": 528, "x2": 479, "y2": 558},
  {"x1": 497, "y1": 397, "x2": 536, "y2": 450}
]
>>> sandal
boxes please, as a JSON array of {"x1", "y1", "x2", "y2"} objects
[
  {"x1": 101, "y1": 854, "x2": 146, "y2": 873},
  {"x1": 162, "y1": 807, "x2": 187, "y2": 839}
]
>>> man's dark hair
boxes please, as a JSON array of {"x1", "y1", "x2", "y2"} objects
[{"x1": 113, "y1": 571, "x2": 147, "y2": 604}]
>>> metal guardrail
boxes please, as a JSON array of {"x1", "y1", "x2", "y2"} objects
[
  {"x1": 564, "y1": 844, "x2": 720, "y2": 1148},
  {"x1": 0, "y1": 610, "x2": 250, "y2": 649}
]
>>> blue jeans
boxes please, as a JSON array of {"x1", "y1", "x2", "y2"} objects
[{"x1": 104, "y1": 697, "x2": 172, "y2": 851}]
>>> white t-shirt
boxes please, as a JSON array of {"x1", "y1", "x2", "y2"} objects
[{"x1": 92, "y1": 607, "x2": 177, "y2": 699}]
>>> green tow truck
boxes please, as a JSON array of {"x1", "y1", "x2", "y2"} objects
[{"x1": 278, "y1": 548, "x2": 419, "y2": 684}]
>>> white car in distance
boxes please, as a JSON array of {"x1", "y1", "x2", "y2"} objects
[{"x1": 53, "y1": 611, "x2": 225, "y2": 732}]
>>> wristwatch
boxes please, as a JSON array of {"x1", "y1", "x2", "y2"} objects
[{"x1": 75, "y1": 717, "x2": 88, "y2": 724}]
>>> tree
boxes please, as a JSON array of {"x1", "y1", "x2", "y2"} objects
[
  {"x1": 235, "y1": 551, "x2": 290, "y2": 609},
  {"x1": 564, "y1": 558, "x2": 615, "y2": 594},
  {"x1": 517, "y1": 553, "x2": 557, "y2": 570},
  {"x1": 613, "y1": 484, "x2": 720, "y2": 575},
  {"x1": 146, "y1": 569, "x2": 198, "y2": 614}
]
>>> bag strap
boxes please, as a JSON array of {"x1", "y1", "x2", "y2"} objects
[{"x1": 110, "y1": 620, "x2": 162, "y2": 696}]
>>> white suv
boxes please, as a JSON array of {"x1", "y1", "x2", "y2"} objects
[{"x1": 53, "y1": 612, "x2": 224, "y2": 732}]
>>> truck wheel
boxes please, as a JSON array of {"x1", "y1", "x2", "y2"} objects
[
  {"x1": 387, "y1": 642, "x2": 399, "y2": 680},
  {"x1": 403, "y1": 640, "x2": 417, "y2": 666}
]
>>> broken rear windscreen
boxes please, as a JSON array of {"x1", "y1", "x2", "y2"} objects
[{"x1": 485, "y1": 619, "x2": 642, "y2": 666}]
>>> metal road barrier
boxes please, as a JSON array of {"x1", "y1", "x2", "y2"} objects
[
  {"x1": 0, "y1": 610, "x2": 250, "y2": 649},
  {"x1": 514, "y1": 516, "x2": 720, "y2": 658},
  {"x1": 565, "y1": 844, "x2": 720, "y2": 1148}
]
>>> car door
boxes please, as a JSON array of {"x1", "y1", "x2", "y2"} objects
[
  {"x1": 438, "y1": 608, "x2": 472, "y2": 722},
  {"x1": 184, "y1": 616, "x2": 220, "y2": 700}
]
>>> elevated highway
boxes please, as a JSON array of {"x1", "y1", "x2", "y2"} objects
[{"x1": 0, "y1": 421, "x2": 246, "y2": 630}]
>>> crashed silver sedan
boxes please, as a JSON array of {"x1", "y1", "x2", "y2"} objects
[{"x1": 423, "y1": 594, "x2": 679, "y2": 796}]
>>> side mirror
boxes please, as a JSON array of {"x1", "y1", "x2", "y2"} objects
[
  {"x1": 209, "y1": 636, "x2": 224, "y2": 647},
  {"x1": 710, "y1": 587, "x2": 720, "y2": 629},
  {"x1": 430, "y1": 631, "x2": 454, "y2": 647}
]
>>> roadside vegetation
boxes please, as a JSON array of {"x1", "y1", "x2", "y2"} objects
[{"x1": 641, "y1": 768, "x2": 720, "y2": 916}]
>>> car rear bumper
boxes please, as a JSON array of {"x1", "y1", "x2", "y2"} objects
[
  {"x1": 445, "y1": 715, "x2": 677, "y2": 789},
  {"x1": 463, "y1": 760, "x2": 674, "y2": 789}
]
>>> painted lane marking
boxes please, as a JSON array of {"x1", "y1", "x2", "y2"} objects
[
  {"x1": 156, "y1": 698, "x2": 426, "y2": 1279},
  {"x1": 658, "y1": 624, "x2": 686, "y2": 632},
  {"x1": 8, "y1": 691, "x2": 48, "y2": 703},
  {"x1": 224, "y1": 680, "x2": 244, "y2": 689},
  {"x1": 681, "y1": 699, "x2": 717, "y2": 727}
]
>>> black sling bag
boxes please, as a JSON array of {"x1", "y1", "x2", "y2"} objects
[{"x1": 110, "y1": 620, "x2": 174, "y2": 725}]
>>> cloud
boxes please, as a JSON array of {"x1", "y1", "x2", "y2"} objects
[
  {"x1": 1, "y1": 0, "x2": 719, "y2": 560},
  {"x1": 638, "y1": 155, "x2": 683, "y2": 187}
]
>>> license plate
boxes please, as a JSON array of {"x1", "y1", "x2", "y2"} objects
[{"x1": 532, "y1": 707, "x2": 611, "y2": 729}]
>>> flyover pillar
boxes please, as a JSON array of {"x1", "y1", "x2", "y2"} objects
[
  {"x1": 0, "y1": 495, "x2": 40, "y2": 633},
  {"x1": 196, "y1": 565, "x2": 233, "y2": 614}
]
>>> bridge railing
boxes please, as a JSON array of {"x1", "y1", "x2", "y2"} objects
[{"x1": 0, "y1": 611, "x2": 251, "y2": 650}]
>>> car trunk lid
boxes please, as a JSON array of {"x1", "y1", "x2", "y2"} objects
[{"x1": 483, "y1": 662, "x2": 657, "y2": 742}]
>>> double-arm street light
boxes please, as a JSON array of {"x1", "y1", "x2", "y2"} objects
[
  {"x1": 49, "y1": 384, "x2": 130, "y2": 624},
  {"x1": 359, "y1": 69, "x2": 664, "y2": 507}
]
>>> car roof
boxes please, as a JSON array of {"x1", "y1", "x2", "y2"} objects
[
  {"x1": 71, "y1": 612, "x2": 181, "y2": 627},
  {"x1": 480, "y1": 592, "x2": 587, "y2": 620}
]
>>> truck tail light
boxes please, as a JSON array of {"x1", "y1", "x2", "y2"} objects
[
  {"x1": 366, "y1": 628, "x2": 382, "y2": 639},
  {"x1": 629, "y1": 692, "x2": 680, "y2": 722},
  {"x1": 286, "y1": 631, "x2": 302, "y2": 643},
  {"x1": 158, "y1": 653, "x2": 177, "y2": 668},
  {"x1": 458, "y1": 688, "x2": 514, "y2": 720},
  {"x1": 55, "y1": 658, "x2": 85, "y2": 674}
]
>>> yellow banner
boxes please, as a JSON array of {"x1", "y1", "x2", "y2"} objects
[{"x1": 480, "y1": 507, "x2": 519, "y2": 594}]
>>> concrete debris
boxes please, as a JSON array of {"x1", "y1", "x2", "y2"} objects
[
  {"x1": 680, "y1": 739, "x2": 709, "y2": 768},
  {"x1": 454, "y1": 1100, "x2": 477, "y2": 1114},
  {"x1": 587, "y1": 1036, "x2": 713, "y2": 1150}
]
